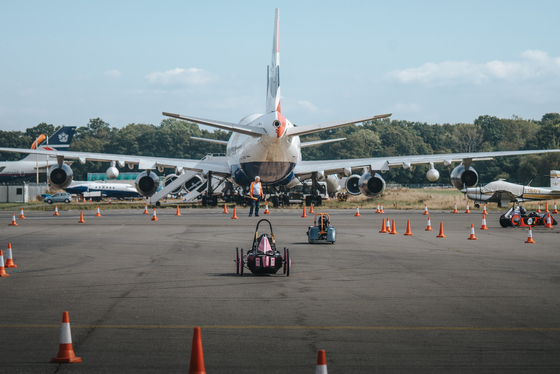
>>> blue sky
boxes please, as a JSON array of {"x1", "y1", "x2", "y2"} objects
[{"x1": 1, "y1": 0, "x2": 559, "y2": 132}]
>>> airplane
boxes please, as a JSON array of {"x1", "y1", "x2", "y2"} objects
[
  {"x1": 462, "y1": 170, "x2": 560, "y2": 207},
  {"x1": 1, "y1": 8, "x2": 560, "y2": 207},
  {"x1": 0, "y1": 126, "x2": 76, "y2": 183},
  {"x1": 64, "y1": 180, "x2": 141, "y2": 199}
]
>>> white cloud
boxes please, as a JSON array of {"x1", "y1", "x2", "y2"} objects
[
  {"x1": 145, "y1": 67, "x2": 216, "y2": 86},
  {"x1": 387, "y1": 50, "x2": 560, "y2": 86},
  {"x1": 104, "y1": 70, "x2": 122, "y2": 80},
  {"x1": 297, "y1": 99, "x2": 320, "y2": 113}
]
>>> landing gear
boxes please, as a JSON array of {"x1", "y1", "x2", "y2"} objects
[{"x1": 201, "y1": 171, "x2": 218, "y2": 206}]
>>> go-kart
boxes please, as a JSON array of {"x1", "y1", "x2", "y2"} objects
[
  {"x1": 235, "y1": 219, "x2": 291, "y2": 276},
  {"x1": 307, "y1": 213, "x2": 336, "y2": 244},
  {"x1": 499, "y1": 205, "x2": 558, "y2": 228}
]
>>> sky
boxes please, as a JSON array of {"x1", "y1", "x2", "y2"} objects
[{"x1": 1, "y1": 0, "x2": 559, "y2": 132}]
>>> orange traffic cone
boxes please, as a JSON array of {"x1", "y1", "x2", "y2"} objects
[
  {"x1": 54, "y1": 205, "x2": 60, "y2": 216},
  {"x1": 175, "y1": 205, "x2": 181, "y2": 216},
  {"x1": 9, "y1": 214, "x2": 17, "y2": 226},
  {"x1": 423, "y1": 204, "x2": 429, "y2": 215},
  {"x1": 108, "y1": 198, "x2": 112, "y2": 205},
  {"x1": 51, "y1": 311, "x2": 81, "y2": 363},
  {"x1": 404, "y1": 220, "x2": 413, "y2": 236},
  {"x1": 465, "y1": 203, "x2": 471, "y2": 213},
  {"x1": 264, "y1": 202, "x2": 270, "y2": 214},
  {"x1": 354, "y1": 205, "x2": 361, "y2": 217},
  {"x1": 188, "y1": 327, "x2": 206, "y2": 374},
  {"x1": 482, "y1": 204, "x2": 488, "y2": 215},
  {"x1": 301, "y1": 205, "x2": 308, "y2": 218},
  {"x1": 525, "y1": 227, "x2": 535, "y2": 243},
  {"x1": 480, "y1": 214, "x2": 488, "y2": 230},
  {"x1": 379, "y1": 218, "x2": 388, "y2": 233},
  {"x1": 0, "y1": 250, "x2": 9, "y2": 277},
  {"x1": 95, "y1": 206, "x2": 102, "y2": 217},
  {"x1": 4, "y1": 243, "x2": 17, "y2": 268},
  {"x1": 545, "y1": 212, "x2": 553, "y2": 228},
  {"x1": 436, "y1": 222, "x2": 446, "y2": 238},
  {"x1": 19, "y1": 207, "x2": 26, "y2": 219},
  {"x1": 379, "y1": 203, "x2": 385, "y2": 213},
  {"x1": 309, "y1": 203, "x2": 314, "y2": 214},
  {"x1": 315, "y1": 349, "x2": 328, "y2": 374},
  {"x1": 143, "y1": 203, "x2": 149, "y2": 214},
  {"x1": 222, "y1": 203, "x2": 229, "y2": 214},
  {"x1": 151, "y1": 209, "x2": 158, "y2": 221},
  {"x1": 545, "y1": 202, "x2": 549, "y2": 213},
  {"x1": 389, "y1": 219, "x2": 398, "y2": 235},
  {"x1": 375, "y1": 203, "x2": 381, "y2": 213},
  {"x1": 231, "y1": 207, "x2": 239, "y2": 219},
  {"x1": 386, "y1": 218, "x2": 391, "y2": 232},
  {"x1": 536, "y1": 203, "x2": 541, "y2": 213},
  {"x1": 425, "y1": 217, "x2": 433, "y2": 231},
  {"x1": 78, "y1": 211, "x2": 85, "y2": 223},
  {"x1": 89, "y1": 197, "x2": 92, "y2": 203},
  {"x1": 553, "y1": 202, "x2": 559, "y2": 214},
  {"x1": 452, "y1": 202, "x2": 459, "y2": 213},
  {"x1": 468, "y1": 224, "x2": 477, "y2": 240}
]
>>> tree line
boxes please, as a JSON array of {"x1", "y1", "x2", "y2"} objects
[{"x1": 1, "y1": 113, "x2": 559, "y2": 186}]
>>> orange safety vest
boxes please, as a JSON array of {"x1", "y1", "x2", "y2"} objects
[{"x1": 249, "y1": 182, "x2": 263, "y2": 197}]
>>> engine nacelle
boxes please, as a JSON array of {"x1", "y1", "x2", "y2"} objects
[
  {"x1": 163, "y1": 174, "x2": 183, "y2": 194},
  {"x1": 183, "y1": 174, "x2": 204, "y2": 191},
  {"x1": 135, "y1": 171, "x2": 160, "y2": 197},
  {"x1": 345, "y1": 175, "x2": 362, "y2": 195},
  {"x1": 48, "y1": 164, "x2": 73, "y2": 189},
  {"x1": 358, "y1": 172, "x2": 386, "y2": 197},
  {"x1": 426, "y1": 168, "x2": 440, "y2": 182},
  {"x1": 326, "y1": 174, "x2": 341, "y2": 194},
  {"x1": 106, "y1": 166, "x2": 119, "y2": 179},
  {"x1": 450, "y1": 165, "x2": 478, "y2": 190}
]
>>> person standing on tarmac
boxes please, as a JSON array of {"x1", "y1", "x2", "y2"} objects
[{"x1": 248, "y1": 176, "x2": 263, "y2": 217}]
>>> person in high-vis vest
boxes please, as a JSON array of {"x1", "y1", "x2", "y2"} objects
[{"x1": 248, "y1": 176, "x2": 263, "y2": 217}]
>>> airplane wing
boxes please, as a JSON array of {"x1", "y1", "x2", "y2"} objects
[
  {"x1": 162, "y1": 112, "x2": 266, "y2": 137},
  {"x1": 286, "y1": 114, "x2": 392, "y2": 137},
  {"x1": 0, "y1": 147, "x2": 231, "y2": 175}
]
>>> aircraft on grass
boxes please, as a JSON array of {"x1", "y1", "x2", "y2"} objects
[
  {"x1": 1, "y1": 9, "x2": 560, "y2": 206},
  {"x1": 462, "y1": 170, "x2": 560, "y2": 207}
]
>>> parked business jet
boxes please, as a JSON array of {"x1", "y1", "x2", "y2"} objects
[
  {"x1": 65, "y1": 180, "x2": 141, "y2": 199},
  {"x1": 0, "y1": 126, "x2": 76, "y2": 183},
  {"x1": 0, "y1": 8, "x2": 560, "y2": 203}
]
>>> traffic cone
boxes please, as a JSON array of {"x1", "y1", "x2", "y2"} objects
[
  {"x1": 175, "y1": 205, "x2": 181, "y2": 216},
  {"x1": 545, "y1": 202, "x2": 549, "y2": 213},
  {"x1": 553, "y1": 202, "x2": 559, "y2": 214},
  {"x1": 222, "y1": 203, "x2": 229, "y2": 214},
  {"x1": 0, "y1": 250, "x2": 9, "y2": 277},
  {"x1": 4, "y1": 243, "x2": 17, "y2": 268},
  {"x1": 95, "y1": 206, "x2": 102, "y2": 217},
  {"x1": 379, "y1": 218, "x2": 388, "y2": 233},
  {"x1": 376, "y1": 203, "x2": 381, "y2": 213},
  {"x1": 525, "y1": 227, "x2": 535, "y2": 243},
  {"x1": 143, "y1": 203, "x2": 149, "y2": 214},
  {"x1": 19, "y1": 207, "x2": 26, "y2": 219},
  {"x1": 468, "y1": 224, "x2": 477, "y2": 240},
  {"x1": 309, "y1": 203, "x2": 315, "y2": 214},
  {"x1": 386, "y1": 218, "x2": 391, "y2": 232},
  {"x1": 482, "y1": 204, "x2": 488, "y2": 215},
  {"x1": 315, "y1": 349, "x2": 328, "y2": 374},
  {"x1": 188, "y1": 327, "x2": 206, "y2": 374},
  {"x1": 354, "y1": 205, "x2": 361, "y2": 217},
  {"x1": 302, "y1": 205, "x2": 308, "y2": 218},
  {"x1": 425, "y1": 217, "x2": 433, "y2": 231},
  {"x1": 231, "y1": 207, "x2": 239, "y2": 219},
  {"x1": 452, "y1": 203, "x2": 459, "y2": 213},
  {"x1": 108, "y1": 198, "x2": 112, "y2": 205},
  {"x1": 51, "y1": 311, "x2": 81, "y2": 363},
  {"x1": 264, "y1": 202, "x2": 270, "y2": 214},
  {"x1": 389, "y1": 219, "x2": 398, "y2": 235},
  {"x1": 536, "y1": 203, "x2": 541, "y2": 213},
  {"x1": 151, "y1": 209, "x2": 158, "y2": 221},
  {"x1": 423, "y1": 204, "x2": 429, "y2": 215},
  {"x1": 404, "y1": 220, "x2": 413, "y2": 236},
  {"x1": 480, "y1": 214, "x2": 488, "y2": 230},
  {"x1": 465, "y1": 203, "x2": 471, "y2": 213},
  {"x1": 78, "y1": 211, "x2": 85, "y2": 223},
  {"x1": 54, "y1": 205, "x2": 60, "y2": 216},
  {"x1": 545, "y1": 212, "x2": 553, "y2": 228},
  {"x1": 436, "y1": 222, "x2": 446, "y2": 238},
  {"x1": 379, "y1": 203, "x2": 384, "y2": 213},
  {"x1": 89, "y1": 197, "x2": 92, "y2": 203},
  {"x1": 9, "y1": 214, "x2": 17, "y2": 226}
]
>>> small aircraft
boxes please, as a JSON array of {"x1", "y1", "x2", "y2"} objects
[
  {"x1": 462, "y1": 170, "x2": 560, "y2": 207},
  {"x1": 0, "y1": 9, "x2": 560, "y2": 205},
  {"x1": 64, "y1": 180, "x2": 141, "y2": 199},
  {"x1": 0, "y1": 126, "x2": 76, "y2": 183}
]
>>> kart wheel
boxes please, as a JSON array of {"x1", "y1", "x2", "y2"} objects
[
  {"x1": 236, "y1": 247, "x2": 239, "y2": 274},
  {"x1": 499, "y1": 215, "x2": 509, "y2": 228},
  {"x1": 286, "y1": 248, "x2": 290, "y2": 277},
  {"x1": 512, "y1": 215, "x2": 521, "y2": 227},
  {"x1": 240, "y1": 249, "x2": 244, "y2": 276},
  {"x1": 283, "y1": 248, "x2": 286, "y2": 274}
]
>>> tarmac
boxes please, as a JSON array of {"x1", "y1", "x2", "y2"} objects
[{"x1": 1, "y1": 206, "x2": 559, "y2": 373}]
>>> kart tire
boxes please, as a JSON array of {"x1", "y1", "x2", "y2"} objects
[
  {"x1": 236, "y1": 247, "x2": 239, "y2": 274},
  {"x1": 511, "y1": 215, "x2": 521, "y2": 227},
  {"x1": 283, "y1": 248, "x2": 286, "y2": 275},
  {"x1": 240, "y1": 249, "x2": 244, "y2": 277},
  {"x1": 499, "y1": 215, "x2": 510, "y2": 228},
  {"x1": 286, "y1": 248, "x2": 290, "y2": 277}
]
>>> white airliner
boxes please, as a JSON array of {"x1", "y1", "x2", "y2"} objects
[
  {"x1": 1, "y1": 8, "x2": 560, "y2": 202},
  {"x1": 64, "y1": 180, "x2": 141, "y2": 199}
]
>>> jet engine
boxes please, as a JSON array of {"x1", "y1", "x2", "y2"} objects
[
  {"x1": 183, "y1": 174, "x2": 204, "y2": 192},
  {"x1": 450, "y1": 164, "x2": 478, "y2": 190},
  {"x1": 358, "y1": 172, "x2": 386, "y2": 197},
  {"x1": 163, "y1": 174, "x2": 183, "y2": 194},
  {"x1": 345, "y1": 175, "x2": 362, "y2": 195},
  {"x1": 48, "y1": 164, "x2": 73, "y2": 189},
  {"x1": 135, "y1": 171, "x2": 160, "y2": 197}
]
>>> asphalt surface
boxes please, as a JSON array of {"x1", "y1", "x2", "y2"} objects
[{"x1": 1, "y1": 205, "x2": 559, "y2": 373}]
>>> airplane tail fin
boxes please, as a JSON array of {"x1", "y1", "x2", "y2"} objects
[
  {"x1": 266, "y1": 8, "x2": 281, "y2": 114},
  {"x1": 551, "y1": 170, "x2": 560, "y2": 190},
  {"x1": 22, "y1": 126, "x2": 77, "y2": 162}
]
